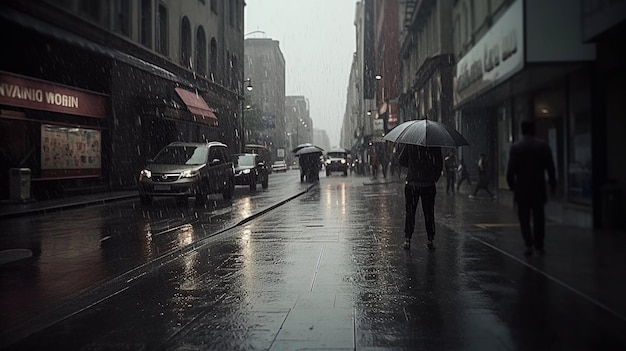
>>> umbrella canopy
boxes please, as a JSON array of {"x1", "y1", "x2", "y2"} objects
[
  {"x1": 294, "y1": 146, "x2": 324, "y2": 156},
  {"x1": 292, "y1": 143, "x2": 324, "y2": 153},
  {"x1": 383, "y1": 119, "x2": 469, "y2": 148}
]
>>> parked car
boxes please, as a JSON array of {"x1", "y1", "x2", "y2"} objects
[
  {"x1": 244, "y1": 144, "x2": 272, "y2": 174},
  {"x1": 137, "y1": 142, "x2": 235, "y2": 205},
  {"x1": 272, "y1": 160, "x2": 288, "y2": 172},
  {"x1": 325, "y1": 150, "x2": 349, "y2": 176},
  {"x1": 232, "y1": 153, "x2": 269, "y2": 190}
]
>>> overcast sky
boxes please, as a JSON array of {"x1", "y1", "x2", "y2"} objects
[{"x1": 244, "y1": 0, "x2": 357, "y2": 148}]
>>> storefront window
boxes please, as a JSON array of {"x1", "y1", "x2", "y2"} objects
[{"x1": 568, "y1": 71, "x2": 592, "y2": 204}]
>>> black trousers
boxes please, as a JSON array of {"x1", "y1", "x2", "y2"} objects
[
  {"x1": 404, "y1": 184, "x2": 436, "y2": 240},
  {"x1": 445, "y1": 172, "x2": 456, "y2": 193},
  {"x1": 517, "y1": 202, "x2": 546, "y2": 249}
]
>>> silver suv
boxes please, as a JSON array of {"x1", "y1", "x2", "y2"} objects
[{"x1": 137, "y1": 142, "x2": 235, "y2": 205}]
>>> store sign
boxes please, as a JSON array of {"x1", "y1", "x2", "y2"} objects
[
  {"x1": 0, "y1": 71, "x2": 107, "y2": 118},
  {"x1": 453, "y1": 0, "x2": 524, "y2": 107},
  {"x1": 41, "y1": 124, "x2": 101, "y2": 178}
]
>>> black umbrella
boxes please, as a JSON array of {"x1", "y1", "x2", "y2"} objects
[
  {"x1": 294, "y1": 146, "x2": 324, "y2": 156},
  {"x1": 383, "y1": 119, "x2": 469, "y2": 148},
  {"x1": 292, "y1": 143, "x2": 324, "y2": 153}
]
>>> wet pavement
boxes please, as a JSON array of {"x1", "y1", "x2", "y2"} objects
[{"x1": 1, "y1": 171, "x2": 626, "y2": 350}]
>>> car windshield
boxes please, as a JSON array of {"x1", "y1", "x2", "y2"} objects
[
  {"x1": 327, "y1": 152, "x2": 347, "y2": 159},
  {"x1": 236, "y1": 155, "x2": 256, "y2": 167},
  {"x1": 153, "y1": 146, "x2": 208, "y2": 165}
]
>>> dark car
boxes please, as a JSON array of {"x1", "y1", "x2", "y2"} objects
[
  {"x1": 232, "y1": 153, "x2": 269, "y2": 190},
  {"x1": 244, "y1": 144, "x2": 272, "y2": 174},
  {"x1": 137, "y1": 142, "x2": 235, "y2": 205},
  {"x1": 325, "y1": 150, "x2": 349, "y2": 176}
]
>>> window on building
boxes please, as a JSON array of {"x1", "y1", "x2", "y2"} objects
[
  {"x1": 181, "y1": 17, "x2": 192, "y2": 69},
  {"x1": 210, "y1": 38, "x2": 218, "y2": 80},
  {"x1": 140, "y1": 0, "x2": 152, "y2": 47},
  {"x1": 229, "y1": 0, "x2": 235, "y2": 27},
  {"x1": 113, "y1": 0, "x2": 130, "y2": 37},
  {"x1": 156, "y1": 3, "x2": 168, "y2": 56},
  {"x1": 196, "y1": 26, "x2": 207, "y2": 76}
]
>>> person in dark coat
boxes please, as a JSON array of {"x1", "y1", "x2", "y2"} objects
[
  {"x1": 398, "y1": 144, "x2": 443, "y2": 250},
  {"x1": 470, "y1": 153, "x2": 495, "y2": 199},
  {"x1": 506, "y1": 120, "x2": 556, "y2": 256},
  {"x1": 444, "y1": 151, "x2": 457, "y2": 194},
  {"x1": 456, "y1": 158, "x2": 471, "y2": 191}
]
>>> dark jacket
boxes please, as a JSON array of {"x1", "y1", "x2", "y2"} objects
[
  {"x1": 399, "y1": 144, "x2": 443, "y2": 187},
  {"x1": 506, "y1": 136, "x2": 556, "y2": 205}
]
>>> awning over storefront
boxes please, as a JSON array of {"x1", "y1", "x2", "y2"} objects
[{"x1": 174, "y1": 87, "x2": 217, "y2": 121}]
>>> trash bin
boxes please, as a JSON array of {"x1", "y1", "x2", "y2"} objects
[
  {"x1": 601, "y1": 181, "x2": 624, "y2": 230},
  {"x1": 9, "y1": 168, "x2": 31, "y2": 201}
]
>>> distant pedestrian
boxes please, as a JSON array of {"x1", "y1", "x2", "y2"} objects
[
  {"x1": 398, "y1": 144, "x2": 443, "y2": 250},
  {"x1": 506, "y1": 120, "x2": 556, "y2": 256},
  {"x1": 370, "y1": 147, "x2": 378, "y2": 179},
  {"x1": 456, "y1": 158, "x2": 471, "y2": 191},
  {"x1": 470, "y1": 153, "x2": 495, "y2": 199},
  {"x1": 444, "y1": 151, "x2": 457, "y2": 194}
]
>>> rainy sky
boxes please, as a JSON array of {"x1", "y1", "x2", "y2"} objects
[{"x1": 244, "y1": 0, "x2": 357, "y2": 148}]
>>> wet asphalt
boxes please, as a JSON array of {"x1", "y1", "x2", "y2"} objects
[{"x1": 1, "y1": 170, "x2": 626, "y2": 350}]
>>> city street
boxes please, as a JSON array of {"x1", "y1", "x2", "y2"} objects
[{"x1": 1, "y1": 170, "x2": 626, "y2": 350}]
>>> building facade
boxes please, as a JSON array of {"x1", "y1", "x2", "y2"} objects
[
  {"x1": 285, "y1": 95, "x2": 313, "y2": 165},
  {"x1": 243, "y1": 38, "x2": 286, "y2": 161},
  {"x1": 0, "y1": 0, "x2": 246, "y2": 200}
]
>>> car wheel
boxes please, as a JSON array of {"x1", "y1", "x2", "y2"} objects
[
  {"x1": 194, "y1": 183, "x2": 208, "y2": 206},
  {"x1": 223, "y1": 177, "x2": 234, "y2": 200},
  {"x1": 140, "y1": 195, "x2": 152, "y2": 205}
]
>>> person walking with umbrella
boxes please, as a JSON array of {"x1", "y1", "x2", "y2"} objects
[
  {"x1": 398, "y1": 144, "x2": 443, "y2": 249},
  {"x1": 384, "y1": 118, "x2": 469, "y2": 250}
]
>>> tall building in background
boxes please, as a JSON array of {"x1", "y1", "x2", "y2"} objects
[
  {"x1": 285, "y1": 96, "x2": 313, "y2": 165},
  {"x1": 0, "y1": 0, "x2": 246, "y2": 200},
  {"x1": 312, "y1": 129, "x2": 330, "y2": 153},
  {"x1": 243, "y1": 38, "x2": 286, "y2": 161}
]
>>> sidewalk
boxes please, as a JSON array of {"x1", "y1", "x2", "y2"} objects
[{"x1": 0, "y1": 190, "x2": 137, "y2": 219}]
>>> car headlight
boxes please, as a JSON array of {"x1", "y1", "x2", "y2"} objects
[
  {"x1": 243, "y1": 169, "x2": 251, "y2": 174},
  {"x1": 181, "y1": 170, "x2": 199, "y2": 178},
  {"x1": 341, "y1": 159, "x2": 346, "y2": 164},
  {"x1": 139, "y1": 169, "x2": 151, "y2": 180},
  {"x1": 325, "y1": 160, "x2": 331, "y2": 164}
]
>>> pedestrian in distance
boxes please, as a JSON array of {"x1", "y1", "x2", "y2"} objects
[
  {"x1": 398, "y1": 144, "x2": 443, "y2": 250},
  {"x1": 506, "y1": 120, "x2": 556, "y2": 256},
  {"x1": 456, "y1": 158, "x2": 471, "y2": 191},
  {"x1": 470, "y1": 153, "x2": 495, "y2": 199},
  {"x1": 370, "y1": 147, "x2": 378, "y2": 179},
  {"x1": 444, "y1": 151, "x2": 457, "y2": 195}
]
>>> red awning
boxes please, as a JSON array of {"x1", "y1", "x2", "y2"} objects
[{"x1": 174, "y1": 87, "x2": 217, "y2": 120}]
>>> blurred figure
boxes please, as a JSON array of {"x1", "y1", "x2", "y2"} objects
[
  {"x1": 398, "y1": 144, "x2": 443, "y2": 250},
  {"x1": 456, "y1": 157, "x2": 471, "y2": 191},
  {"x1": 506, "y1": 120, "x2": 556, "y2": 256},
  {"x1": 444, "y1": 151, "x2": 457, "y2": 194},
  {"x1": 370, "y1": 147, "x2": 378, "y2": 179},
  {"x1": 470, "y1": 153, "x2": 495, "y2": 199}
]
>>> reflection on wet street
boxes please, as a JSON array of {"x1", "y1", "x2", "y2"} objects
[{"x1": 3, "y1": 171, "x2": 626, "y2": 350}]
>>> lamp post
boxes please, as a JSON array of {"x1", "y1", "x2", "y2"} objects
[{"x1": 241, "y1": 78, "x2": 253, "y2": 152}]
